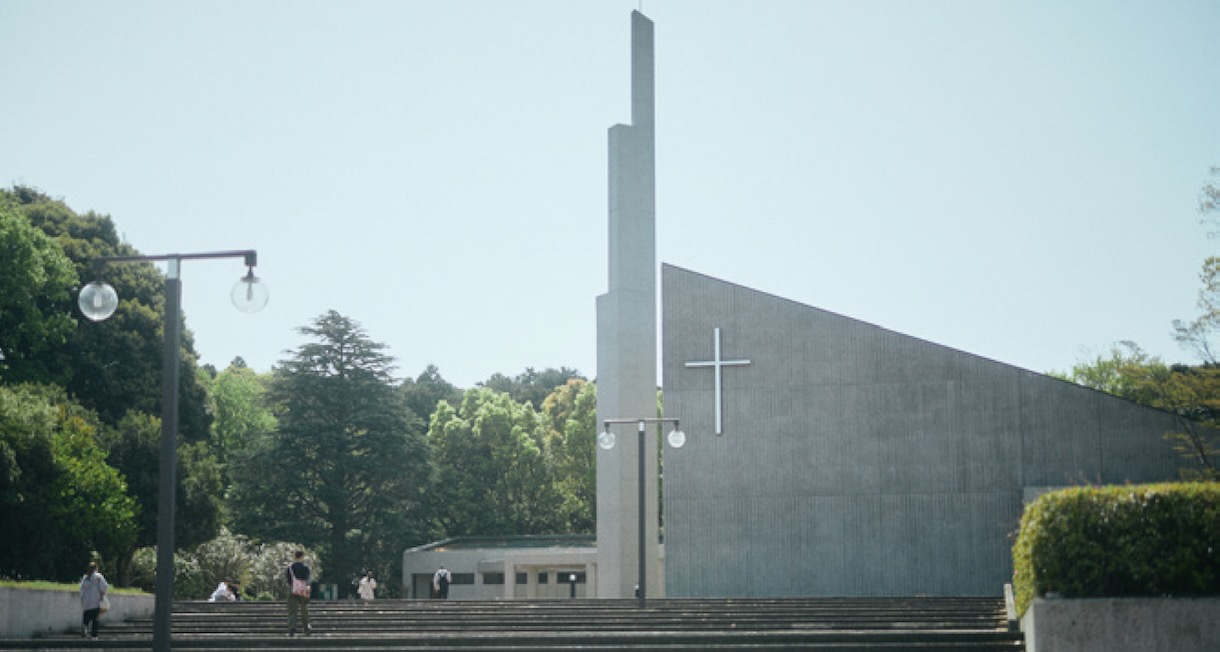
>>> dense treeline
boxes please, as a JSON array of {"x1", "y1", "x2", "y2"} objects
[{"x1": 0, "y1": 186, "x2": 597, "y2": 597}]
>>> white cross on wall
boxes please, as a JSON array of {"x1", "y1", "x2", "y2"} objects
[{"x1": 684, "y1": 327, "x2": 750, "y2": 435}]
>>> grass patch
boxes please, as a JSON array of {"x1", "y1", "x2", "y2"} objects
[{"x1": 0, "y1": 579, "x2": 149, "y2": 595}]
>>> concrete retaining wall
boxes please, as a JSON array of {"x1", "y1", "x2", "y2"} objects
[
  {"x1": 0, "y1": 587, "x2": 154, "y2": 639},
  {"x1": 1021, "y1": 597, "x2": 1220, "y2": 652}
]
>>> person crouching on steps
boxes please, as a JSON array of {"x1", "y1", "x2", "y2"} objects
[
  {"x1": 358, "y1": 570, "x2": 377, "y2": 602},
  {"x1": 285, "y1": 550, "x2": 312, "y2": 637}
]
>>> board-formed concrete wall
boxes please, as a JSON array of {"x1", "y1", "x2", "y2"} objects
[
  {"x1": 661, "y1": 265, "x2": 1186, "y2": 597},
  {"x1": 0, "y1": 587, "x2": 153, "y2": 639},
  {"x1": 1022, "y1": 597, "x2": 1220, "y2": 652}
]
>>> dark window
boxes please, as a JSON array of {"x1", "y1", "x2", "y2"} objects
[
  {"x1": 515, "y1": 573, "x2": 528, "y2": 585},
  {"x1": 483, "y1": 572, "x2": 504, "y2": 585},
  {"x1": 451, "y1": 573, "x2": 474, "y2": 585},
  {"x1": 561, "y1": 572, "x2": 586, "y2": 583},
  {"x1": 538, "y1": 572, "x2": 548, "y2": 584}
]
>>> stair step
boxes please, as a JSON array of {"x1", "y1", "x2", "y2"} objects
[{"x1": 0, "y1": 597, "x2": 1024, "y2": 651}]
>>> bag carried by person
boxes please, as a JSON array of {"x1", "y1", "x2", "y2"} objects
[
  {"x1": 99, "y1": 594, "x2": 111, "y2": 614},
  {"x1": 290, "y1": 566, "x2": 310, "y2": 598}
]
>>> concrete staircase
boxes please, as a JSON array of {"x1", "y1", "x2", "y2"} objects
[{"x1": 3, "y1": 596, "x2": 1025, "y2": 651}]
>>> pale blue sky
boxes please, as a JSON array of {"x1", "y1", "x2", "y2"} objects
[{"x1": 2, "y1": 1, "x2": 1217, "y2": 388}]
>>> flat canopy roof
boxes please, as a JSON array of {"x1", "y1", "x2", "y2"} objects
[{"x1": 407, "y1": 534, "x2": 596, "y2": 553}]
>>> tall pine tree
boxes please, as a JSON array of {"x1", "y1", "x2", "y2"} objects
[{"x1": 229, "y1": 311, "x2": 430, "y2": 594}]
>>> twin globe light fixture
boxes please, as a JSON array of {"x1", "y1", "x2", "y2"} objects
[
  {"x1": 78, "y1": 252, "x2": 269, "y2": 321},
  {"x1": 597, "y1": 421, "x2": 686, "y2": 450}
]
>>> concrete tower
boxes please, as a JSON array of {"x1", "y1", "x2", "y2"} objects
[{"x1": 595, "y1": 10, "x2": 659, "y2": 600}]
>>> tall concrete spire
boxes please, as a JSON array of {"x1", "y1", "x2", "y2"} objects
[
  {"x1": 596, "y1": 10, "x2": 660, "y2": 600},
  {"x1": 606, "y1": 11, "x2": 655, "y2": 297}
]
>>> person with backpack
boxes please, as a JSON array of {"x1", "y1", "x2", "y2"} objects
[
  {"x1": 79, "y1": 562, "x2": 108, "y2": 640},
  {"x1": 432, "y1": 565, "x2": 451, "y2": 599},
  {"x1": 285, "y1": 551, "x2": 312, "y2": 637}
]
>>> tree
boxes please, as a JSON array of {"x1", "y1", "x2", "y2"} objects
[
  {"x1": 10, "y1": 186, "x2": 214, "y2": 442},
  {"x1": 539, "y1": 379, "x2": 598, "y2": 533},
  {"x1": 428, "y1": 387, "x2": 565, "y2": 536},
  {"x1": 0, "y1": 196, "x2": 76, "y2": 385},
  {"x1": 1172, "y1": 256, "x2": 1220, "y2": 364},
  {"x1": 228, "y1": 311, "x2": 430, "y2": 595},
  {"x1": 399, "y1": 364, "x2": 462, "y2": 424},
  {"x1": 200, "y1": 362, "x2": 276, "y2": 475},
  {"x1": 479, "y1": 367, "x2": 587, "y2": 409},
  {"x1": 1171, "y1": 167, "x2": 1220, "y2": 363},
  {"x1": 1198, "y1": 165, "x2": 1220, "y2": 233},
  {"x1": 99, "y1": 410, "x2": 225, "y2": 573},
  {"x1": 177, "y1": 440, "x2": 225, "y2": 550},
  {"x1": 0, "y1": 384, "x2": 137, "y2": 581},
  {"x1": 50, "y1": 401, "x2": 140, "y2": 578},
  {"x1": 1154, "y1": 366, "x2": 1220, "y2": 480},
  {"x1": 1059, "y1": 344, "x2": 1219, "y2": 480},
  {"x1": 1051, "y1": 342, "x2": 1163, "y2": 404},
  {"x1": 1155, "y1": 164, "x2": 1220, "y2": 477},
  {"x1": 1174, "y1": 183, "x2": 1220, "y2": 363}
]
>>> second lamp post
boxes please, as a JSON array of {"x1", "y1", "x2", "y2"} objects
[{"x1": 598, "y1": 417, "x2": 685, "y2": 608}]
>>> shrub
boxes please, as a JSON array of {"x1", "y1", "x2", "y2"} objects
[
  {"x1": 129, "y1": 535, "x2": 322, "y2": 600},
  {"x1": 1012, "y1": 482, "x2": 1220, "y2": 616},
  {"x1": 128, "y1": 548, "x2": 208, "y2": 599},
  {"x1": 247, "y1": 541, "x2": 323, "y2": 600},
  {"x1": 194, "y1": 528, "x2": 252, "y2": 594}
]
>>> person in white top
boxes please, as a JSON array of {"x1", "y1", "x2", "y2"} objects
[
  {"x1": 357, "y1": 571, "x2": 377, "y2": 602},
  {"x1": 209, "y1": 579, "x2": 238, "y2": 602},
  {"x1": 79, "y1": 562, "x2": 108, "y2": 640},
  {"x1": 432, "y1": 566, "x2": 451, "y2": 599}
]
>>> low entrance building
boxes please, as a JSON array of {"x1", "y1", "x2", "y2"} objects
[{"x1": 401, "y1": 535, "x2": 602, "y2": 600}]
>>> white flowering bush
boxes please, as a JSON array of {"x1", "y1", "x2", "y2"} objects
[{"x1": 129, "y1": 530, "x2": 322, "y2": 600}]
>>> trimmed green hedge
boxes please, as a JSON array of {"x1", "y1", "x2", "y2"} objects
[{"x1": 1012, "y1": 482, "x2": 1220, "y2": 616}]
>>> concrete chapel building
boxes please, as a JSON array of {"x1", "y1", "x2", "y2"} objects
[
  {"x1": 659, "y1": 266, "x2": 1183, "y2": 597},
  {"x1": 403, "y1": 10, "x2": 1187, "y2": 599}
]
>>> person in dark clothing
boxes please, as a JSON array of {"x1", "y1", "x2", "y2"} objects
[{"x1": 285, "y1": 551, "x2": 312, "y2": 637}]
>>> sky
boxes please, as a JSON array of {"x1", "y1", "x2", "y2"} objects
[{"x1": 2, "y1": 1, "x2": 1218, "y2": 389}]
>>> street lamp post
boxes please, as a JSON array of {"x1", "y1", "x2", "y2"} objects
[
  {"x1": 79, "y1": 250, "x2": 267, "y2": 652},
  {"x1": 598, "y1": 417, "x2": 685, "y2": 608}
]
